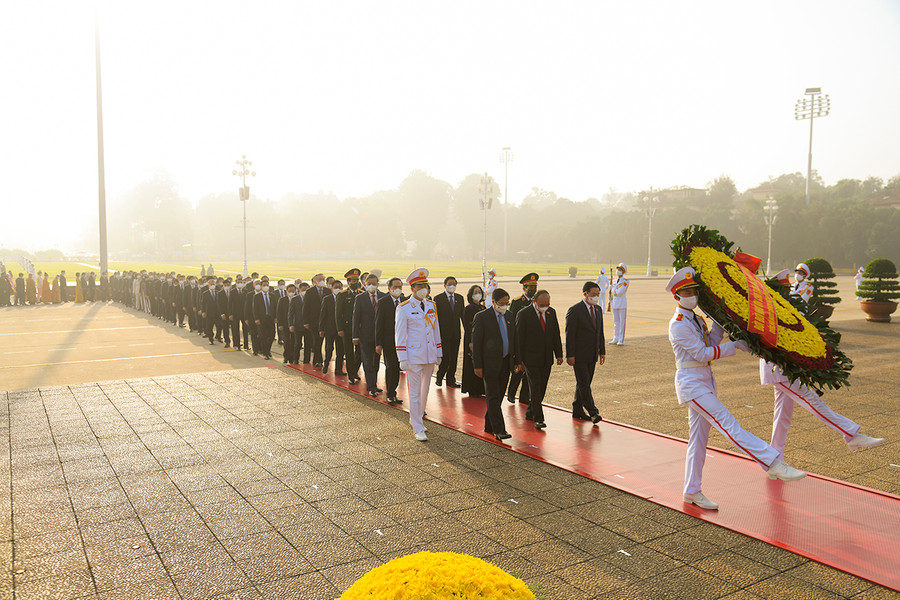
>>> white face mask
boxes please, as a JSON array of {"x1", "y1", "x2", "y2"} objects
[
  {"x1": 317, "y1": 280, "x2": 326, "y2": 288},
  {"x1": 254, "y1": 284, "x2": 261, "y2": 291},
  {"x1": 237, "y1": 283, "x2": 244, "y2": 289},
  {"x1": 616, "y1": 269, "x2": 624, "y2": 277},
  {"x1": 794, "y1": 273, "x2": 805, "y2": 283},
  {"x1": 536, "y1": 305, "x2": 549, "y2": 313},
  {"x1": 390, "y1": 287, "x2": 402, "y2": 298},
  {"x1": 209, "y1": 283, "x2": 216, "y2": 290},
  {"x1": 586, "y1": 295, "x2": 600, "y2": 305},
  {"x1": 446, "y1": 285, "x2": 456, "y2": 294},
  {"x1": 414, "y1": 288, "x2": 428, "y2": 300},
  {"x1": 472, "y1": 293, "x2": 483, "y2": 302},
  {"x1": 333, "y1": 287, "x2": 342, "y2": 295},
  {"x1": 366, "y1": 284, "x2": 377, "y2": 294},
  {"x1": 679, "y1": 295, "x2": 699, "y2": 310},
  {"x1": 278, "y1": 284, "x2": 285, "y2": 290},
  {"x1": 262, "y1": 285, "x2": 269, "y2": 292},
  {"x1": 496, "y1": 304, "x2": 509, "y2": 314},
  {"x1": 287, "y1": 291, "x2": 295, "y2": 298}
]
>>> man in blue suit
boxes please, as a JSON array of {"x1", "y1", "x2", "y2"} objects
[{"x1": 353, "y1": 273, "x2": 387, "y2": 396}]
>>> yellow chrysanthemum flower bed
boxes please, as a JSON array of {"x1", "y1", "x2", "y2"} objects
[
  {"x1": 340, "y1": 551, "x2": 537, "y2": 600},
  {"x1": 689, "y1": 246, "x2": 831, "y2": 367}
]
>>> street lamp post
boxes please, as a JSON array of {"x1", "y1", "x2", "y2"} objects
[
  {"x1": 642, "y1": 189, "x2": 659, "y2": 277},
  {"x1": 232, "y1": 155, "x2": 255, "y2": 278},
  {"x1": 764, "y1": 197, "x2": 778, "y2": 275},
  {"x1": 794, "y1": 87, "x2": 831, "y2": 207},
  {"x1": 499, "y1": 147, "x2": 513, "y2": 258},
  {"x1": 478, "y1": 172, "x2": 500, "y2": 287}
]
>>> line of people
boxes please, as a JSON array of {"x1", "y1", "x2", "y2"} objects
[{"x1": 1, "y1": 268, "x2": 100, "y2": 306}]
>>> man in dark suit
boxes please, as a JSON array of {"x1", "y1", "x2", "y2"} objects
[
  {"x1": 14, "y1": 273, "x2": 25, "y2": 306},
  {"x1": 217, "y1": 278, "x2": 234, "y2": 347},
  {"x1": 59, "y1": 270, "x2": 68, "y2": 302},
  {"x1": 565, "y1": 281, "x2": 606, "y2": 424},
  {"x1": 175, "y1": 275, "x2": 187, "y2": 327},
  {"x1": 253, "y1": 278, "x2": 276, "y2": 359},
  {"x1": 516, "y1": 290, "x2": 563, "y2": 429},
  {"x1": 434, "y1": 276, "x2": 464, "y2": 388},
  {"x1": 375, "y1": 277, "x2": 404, "y2": 404},
  {"x1": 228, "y1": 277, "x2": 243, "y2": 349},
  {"x1": 200, "y1": 279, "x2": 219, "y2": 344},
  {"x1": 335, "y1": 269, "x2": 364, "y2": 383},
  {"x1": 302, "y1": 273, "x2": 326, "y2": 367},
  {"x1": 319, "y1": 280, "x2": 341, "y2": 374},
  {"x1": 472, "y1": 288, "x2": 523, "y2": 441},
  {"x1": 243, "y1": 279, "x2": 259, "y2": 353},
  {"x1": 287, "y1": 282, "x2": 304, "y2": 365},
  {"x1": 273, "y1": 279, "x2": 287, "y2": 346},
  {"x1": 507, "y1": 273, "x2": 539, "y2": 405},
  {"x1": 276, "y1": 283, "x2": 296, "y2": 363},
  {"x1": 353, "y1": 273, "x2": 387, "y2": 396}
]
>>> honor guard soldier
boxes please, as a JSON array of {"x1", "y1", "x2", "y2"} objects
[
  {"x1": 506, "y1": 273, "x2": 538, "y2": 405},
  {"x1": 791, "y1": 262, "x2": 814, "y2": 304},
  {"x1": 667, "y1": 267, "x2": 806, "y2": 511},
  {"x1": 335, "y1": 268, "x2": 364, "y2": 383},
  {"x1": 484, "y1": 267, "x2": 498, "y2": 309},
  {"x1": 854, "y1": 266, "x2": 865, "y2": 299},
  {"x1": 596, "y1": 267, "x2": 610, "y2": 313},
  {"x1": 396, "y1": 268, "x2": 443, "y2": 441},
  {"x1": 611, "y1": 263, "x2": 629, "y2": 345}
]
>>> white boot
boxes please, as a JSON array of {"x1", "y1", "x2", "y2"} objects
[
  {"x1": 766, "y1": 459, "x2": 807, "y2": 481},
  {"x1": 847, "y1": 433, "x2": 885, "y2": 451},
  {"x1": 683, "y1": 492, "x2": 719, "y2": 510}
]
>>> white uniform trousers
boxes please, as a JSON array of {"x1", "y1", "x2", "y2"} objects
[
  {"x1": 405, "y1": 363, "x2": 435, "y2": 434},
  {"x1": 612, "y1": 308, "x2": 627, "y2": 343},
  {"x1": 685, "y1": 392, "x2": 780, "y2": 495},
  {"x1": 771, "y1": 381, "x2": 860, "y2": 454}
]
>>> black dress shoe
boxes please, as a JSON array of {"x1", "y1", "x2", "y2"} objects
[
  {"x1": 494, "y1": 432, "x2": 512, "y2": 441},
  {"x1": 388, "y1": 396, "x2": 402, "y2": 404},
  {"x1": 573, "y1": 413, "x2": 591, "y2": 421},
  {"x1": 535, "y1": 421, "x2": 547, "y2": 429},
  {"x1": 264, "y1": 355, "x2": 271, "y2": 360},
  {"x1": 348, "y1": 377, "x2": 358, "y2": 384},
  {"x1": 314, "y1": 362, "x2": 323, "y2": 368},
  {"x1": 435, "y1": 378, "x2": 443, "y2": 387},
  {"x1": 283, "y1": 359, "x2": 289, "y2": 364},
  {"x1": 225, "y1": 343, "x2": 230, "y2": 348},
  {"x1": 446, "y1": 381, "x2": 460, "y2": 389},
  {"x1": 209, "y1": 340, "x2": 215, "y2": 345},
  {"x1": 375, "y1": 388, "x2": 383, "y2": 393},
  {"x1": 507, "y1": 395, "x2": 516, "y2": 404},
  {"x1": 367, "y1": 390, "x2": 379, "y2": 397},
  {"x1": 335, "y1": 370, "x2": 346, "y2": 376},
  {"x1": 591, "y1": 414, "x2": 603, "y2": 424},
  {"x1": 252, "y1": 351, "x2": 258, "y2": 356},
  {"x1": 321, "y1": 365, "x2": 328, "y2": 374}
]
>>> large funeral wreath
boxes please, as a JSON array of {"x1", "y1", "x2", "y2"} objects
[{"x1": 671, "y1": 225, "x2": 852, "y2": 392}]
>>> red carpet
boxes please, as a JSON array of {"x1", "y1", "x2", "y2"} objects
[{"x1": 286, "y1": 363, "x2": 900, "y2": 591}]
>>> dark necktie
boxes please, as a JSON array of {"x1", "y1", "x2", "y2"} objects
[
  {"x1": 540, "y1": 311, "x2": 546, "y2": 331},
  {"x1": 449, "y1": 293, "x2": 454, "y2": 311},
  {"x1": 372, "y1": 294, "x2": 377, "y2": 312},
  {"x1": 590, "y1": 305, "x2": 596, "y2": 327},
  {"x1": 264, "y1": 294, "x2": 269, "y2": 315},
  {"x1": 420, "y1": 301, "x2": 425, "y2": 311}
]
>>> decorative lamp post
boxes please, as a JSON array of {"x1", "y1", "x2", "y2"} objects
[
  {"x1": 642, "y1": 189, "x2": 659, "y2": 277},
  {"x1": 478, "y1": 172, "x2": 500, "y2": 287},
  {"x1": 764, "y1": 197, "x2": 779, "y2": 275},
  {"x1": 232, "y1": 155, "x2": 255, "y2": 278},
  {"x1": 499, "y1": 147, "x2": 513, "y2": 258}
]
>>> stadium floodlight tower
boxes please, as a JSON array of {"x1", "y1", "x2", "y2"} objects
[
  {"x1": 478, "y1": 172, "x2": 500, "y2": 287},
  {"x1": 794, "y1": 88, "x2": 830, "y2": 207}
]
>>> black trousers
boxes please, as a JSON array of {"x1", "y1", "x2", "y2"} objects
[
  {"x1": 206, "y1": 315, "x2": 223, "y2": 342},
  {"x1": 303, "y1": 328, "x2": 323, "y2": 364},
  {"x1": 243, "y1": 319, "x2": 251, "y2": 349},
  {"x1": 573, "y1": 359, "x2": 600, "y2": 417},
  {"x1": 230, "y1": 317, "x2": 241, "y2": 348},
  {"x1": 483, "y1": 357, "x2": 512, "y2": 435},
  {"x1": 279, "y1": 325, "x2": 294, "y2": 362},
  {"x1": 436, "y1": 336, "x2": 460, "y2": 383},
  {"x1": 524, "y1": 365, "x2": 551, "y2": 423},
  {"x1": 324, "y1": 332, "x2": 343, "y2": 370},
  {"x1": 507, "y1": 368, "x2": 531, "y2": 404},
  {"x1": 245, "y1": 320, "x2": 258, "y2": 353},
  {"x1": 258, "y1": 319, "x2": 275, "y2": 356},
  {"x1": 341, "y1": 329, "x2": 360, "y2": 376},
  {"x1": 177, "y1": 307, "x2": 186, "y2": 327},
  {"x1": 289, "y1": 329, "x2": 302, "y2": 362},
  {"x1": 360, "y1": 341, "x2": 380, "y2": 391},
  {"x1": 383, "y1": 346, "x2": 400, "y2": 398}
]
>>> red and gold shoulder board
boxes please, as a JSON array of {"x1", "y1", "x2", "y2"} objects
[{"x1": 676, "y1": 314, "x2": 684, "y2": 321}]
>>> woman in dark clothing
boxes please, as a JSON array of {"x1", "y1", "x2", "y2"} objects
[{"x1": 461, "y1": 284, "x2": 486, "y2": 397}]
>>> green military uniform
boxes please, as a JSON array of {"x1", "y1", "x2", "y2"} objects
[
  {"x1": 335, "y1": 268, "x2": 364, "y2": 383},
  {"x1": 507, "y1": 272, "x2": 539, "y2": 405}
]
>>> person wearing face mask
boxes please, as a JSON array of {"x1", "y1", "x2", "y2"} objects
[
  {"x1": 353, "y1": 273, "x2": 387, "y2": 396},
  {"x1": 163, "y1": 274, "x2": 175, "y2": 323},
  {"x1": 611, "y1": 263, "x2": 629, "y2": 345},
  {"x1": 375, "y1": 277, "x2": 405, "y2": 403},
  {"x1": 516, "y1": 290, "x2": 563, "y2": 429},
  {"x1": 302, "y1": 273, "x2": 327, "y2": 368},
  {"x1": 191, "y1": 277, "x2": 203, "y2": 334},
  {"x1": 506, "y1": 273, "x2": 539, "y2": 405},
  {"x1": 276, "y1": 283, "x2": 296, "y2": 364},
  {"x1": 228, "y1": 277, "x2": 244, "y2": 350},
  {"x1": 216, "y1": 278, "x2": 233, "y2": 348},
  {"x1": 320, "y1": 281, "x2": 343, "y2": 374},
  {"x1": 667, "y1": 267, "x2": 807, "y2": 511},
  {"x1": 274, "y1": 280, "x2": 288, "y2": 347},
  {"x1": 253, "y1": 278, "x2": 276, "y2": 359},
  {"x1": 461, "y1": 285, "x2": 486, "y2": 398},
  {"x1": 175, "y1": 275, "x2": 187, "y2": 328},
  {"x1": 565, "y1": 282, "x2": 607, "y2": 423},
  {"x1": 243, "y1": 279, "x2": 261, "y2": 355},
  {"x1": 285, "y1": 281, "x2": 304, "y2": 365},
  {"x1": 201, "y1": 278, "x2": 220, "y2": 345},
  {"x1": 596, "y1": 267, "x2": 610, "y2": 314},
  {"x1": 759, "y1": 267, "x2": 884, "y2": 457},
  {"x1": 434, "y1": 276, "x2": 464, "y2": 389},
  {"x1": 335, "y1": 269, "x2": 364, "y2": 384},
  {"x1": 484, "y1": 267, "x2": 497, "y2": 309},
  {"x1": 396, "y1": 269, "x2": 443, "y2": 441},
  {"x1": 472, "y1": 288, "x2": 522, "y2": 441}
]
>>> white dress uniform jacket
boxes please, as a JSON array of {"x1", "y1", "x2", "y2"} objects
[
  {"x1": 791, "y1": 280, "x2": 813, "y2": 304},
  {"x1": 669, "y1": 307, "x2": 737, "y2": 404},
  {"x1": 485, "y1": 277, "x2": 498, "y2": 309},
  {"x1": 596, "y1": 274, "x2": 610, "y2": 312},
  {"x1": 395, "y1": 298, "x2": 443, "y2": 365},
  {"x1": 611, "y1": 276, "x2": 629, "y2": 309}
]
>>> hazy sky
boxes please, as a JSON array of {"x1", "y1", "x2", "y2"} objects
[{"x1": 2, "y1": 1, "x2": 899, "y2": 251}]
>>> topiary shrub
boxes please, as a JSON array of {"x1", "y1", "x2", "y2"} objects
[
  {"x1": 805, "y1": 257, "x2": 841, "y2": 307},
  {"x1": 858, "y1": 259, "x2": 900, "y2": 302}
]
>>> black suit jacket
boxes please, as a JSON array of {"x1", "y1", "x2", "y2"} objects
[
  {"x1": 565, "y1": 301, "x2": 605, "y2": 362},
  {"x1": 472, "y1": 307, "x2": 517, "y2": 372},
  {"x1": 319, "y1": 292, "x2": 336, "y2": 335},
  {"x1": 516, "y1": 305, "x2": 563, "y2": 368},
  {"x1": 434, "y1": 291, "x2": 464, "y2": 343},
  {"x1": 288, "y1": 294, "x2": 304, "y2": 330},
  {"x1": 375, "y1": 294, "x2": 404, "y2": 349},
  {"x1": 352, "y1": 291, "x2": 386, "y2": 345},
  {"x1": 302, "y1": 286, "x2": 325, "y2": 332},
  {"x1": 276, "y1": 294, "x2": 291, "y2": 327},
  {"x1": 217, "y1": 288, "x2": 234, "y2": 318},
  {"x1": 228, "y1": 287, "x2": 243, "y2": 319},
  {"x1": 253, "y1": 291, "x2": 276, "y2": 323},
  {"x1": 242, "y1": 288, "x2": 255, "y2": 322},
  {"x1": 201, "y1": 288, "x2": 220, "y2": 317}
]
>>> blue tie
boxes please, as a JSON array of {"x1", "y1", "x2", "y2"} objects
[
  {"x1": 497, "y1": 311, "x2": 508, "y2": 357},
  {"x1": 264, "y1": 293, "x2": 269, "y2": 315}
]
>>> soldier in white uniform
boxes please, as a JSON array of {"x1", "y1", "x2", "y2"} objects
[
  {"x1": 484, "y1": 267, "x2": 497, "y2": 309},
  {"x1": 595, "y1": 267, "x2": 610, "y2": 314},
  {"x1": 395, "y1": 268, "x2": 443, "y2": 441},
  {"x1": 667, "y1": 267, "x2": 806, "y2": 511},
  {"x1": 760, "y1": 264, "x2": 884, "y2": 456},
  {"x1": 854, "y1": 267, "x2": 865, "y2": 300},
  {"x1": 611, "y1": 263, "x2": 629, "y2": 345}
]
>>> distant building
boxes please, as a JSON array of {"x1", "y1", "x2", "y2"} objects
[
  {"x1": 863, "y1": 187, "x2": 900, "y2": 210},
  {"x1": 639, "y1": 186, "x2": 709, "y2": 210},
  {"x1": 747, "y1": 183, "x2": 788, "y2": 201}
]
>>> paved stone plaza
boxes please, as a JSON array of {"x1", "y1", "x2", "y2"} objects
[{"x1": 1, "y1": 287, "x2": 898, "y2": 599}]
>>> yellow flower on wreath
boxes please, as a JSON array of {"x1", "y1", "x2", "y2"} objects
[
  {"x1": 340, "y1": 551, "x2": 537, "y2": 600},
  {"x1": 689, "y1": 247, "x2": 827, "y2": 360}
]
